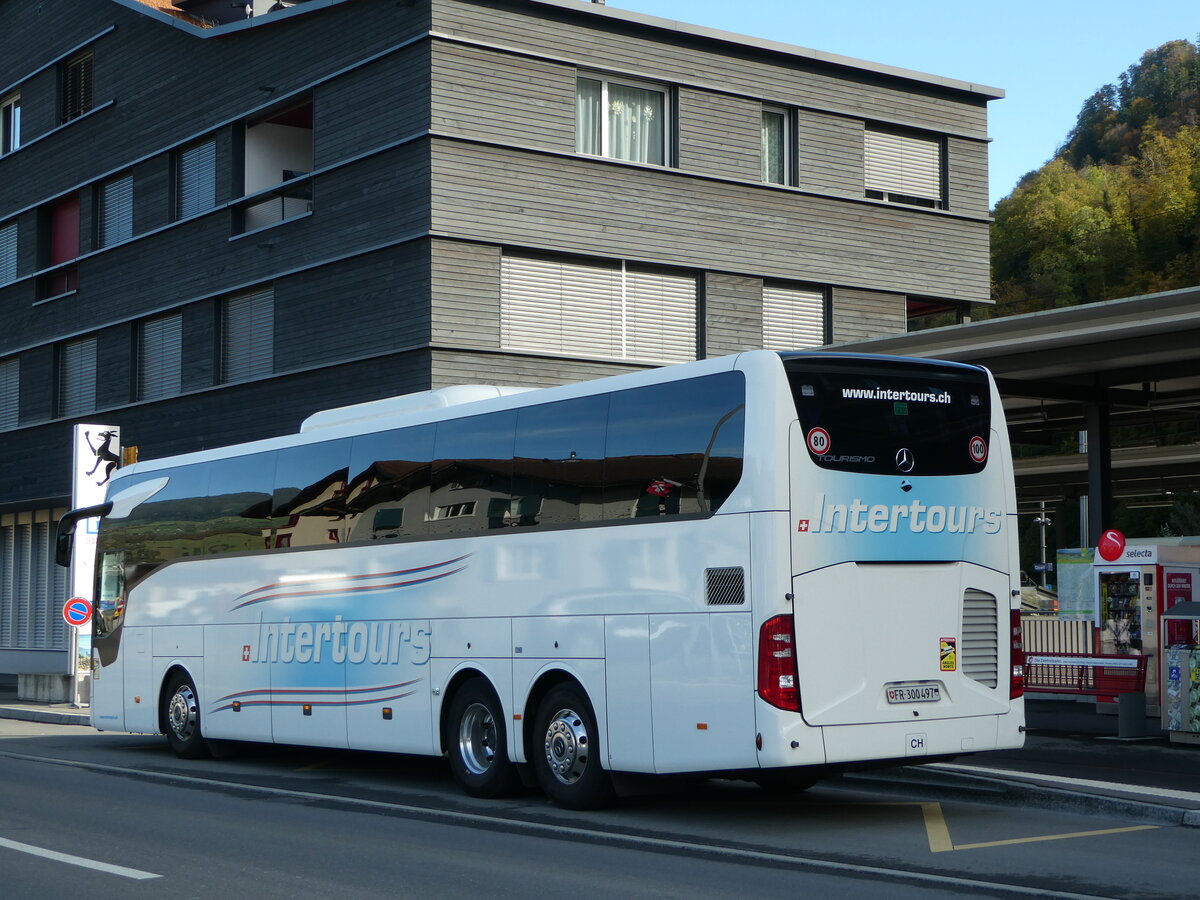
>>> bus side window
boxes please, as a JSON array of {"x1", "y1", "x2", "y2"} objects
[
  {"x1": 346, "y1": 425, "x2": 435, "y2": 543},
  {"x1": 205, "y1": 452, "x2": 277, "y2": 554},
  {"x1": 602, "y1": 372, "x2": 745, "y2": 519},
  {"x1": 271, "y1": 439, "x2": 351, "y2": 549},
  {"x1": 514, "y1": 394, "x2": 609, "y2": 528},
  {"x1": 430, "y1": 411, "x2": 516, "y2": 536}
]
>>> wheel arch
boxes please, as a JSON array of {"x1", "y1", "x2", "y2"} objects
[
  {"x1": 157, "y1": 663, "x2": 197, "y2": 735},
  {"x1": 438, "y1": 665, "x2": 493, "y2": 756},
  {"x1": 521, "y1": 668, "x2": 591, "y2": 765}
]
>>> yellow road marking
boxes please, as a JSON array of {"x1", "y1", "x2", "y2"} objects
[{"x1": 913, "y1": 801, "x2": 1159, "y2": 852}]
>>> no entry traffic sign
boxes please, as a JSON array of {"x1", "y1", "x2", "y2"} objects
[{"x1": 63, "y1": 597, "x2": 92, "y2": 628}]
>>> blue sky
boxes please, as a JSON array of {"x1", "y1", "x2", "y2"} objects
[{"x1": 606, "y1": 0, "x2": 1198, "y2": 208}]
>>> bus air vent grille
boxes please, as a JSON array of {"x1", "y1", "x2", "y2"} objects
[
  {"x1": 962, "y1": 589, "x2": 998, "y2": 688},
  {"x1": 705, "y1": 567, "x2": 745, "y2": 605}
]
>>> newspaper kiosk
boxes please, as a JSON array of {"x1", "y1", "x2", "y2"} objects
[{"x1": 1161, "y1": 601, "x2": 1200, "y2": 745}]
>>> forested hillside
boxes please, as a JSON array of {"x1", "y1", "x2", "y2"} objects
[{"x1": 989, "y1": 39, "x2": 1200, "y2": 315}]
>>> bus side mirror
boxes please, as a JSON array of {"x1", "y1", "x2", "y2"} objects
[{"x1": 55, "y1": 503, "x2": 113, "y2": 568}]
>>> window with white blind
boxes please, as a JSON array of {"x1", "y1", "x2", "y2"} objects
[
  {"x1": 501, "y1": 255, "x2": 695, "y2": 364},
  {"x1": 60, "y1": 52, "x2": 93, "y2": 124},
  {"x1": 139, "y1": 313, "x2": 182, "y2": 401},
  {"x1": 0, "y1": 357, "x2": 18, "y2": 430},
  {"x1": 59, "y1": 336, "x2": 97, "y2": 418},
  {"x1": 98, "y1": 175, "x2": 134, "y2": 247},
  {"x1": 222, "y1": 288, "x2": 274, "y2": 382},
  {"x1": 0, "y1": 510, "x2": 68, "y2": 651},
  {"x1": 762, "y1": 106, "x2": 791, "y2": 185},
  {"x1": 176, "y1": 140, "x2": 217, "y2": 220},
  {"x1": 762, "y1": 284, "x2": 825, "y2": 351},
  {"x1": 576, "y1": 76, "x2": 667, "y2": 166},
  {"x1": 0, "y1": 222, "x2": 15, "y2": 286},
  {"x1": 864, "y1": 127, "x2": 944, "y2": 208}
]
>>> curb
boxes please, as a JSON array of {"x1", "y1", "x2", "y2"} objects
[
  {"x1": 0, "y1": 705, "x2": 91, "y2": 726},
  {"x1": 844, "y1": 764, "x2": 1200, "y2": 828}
]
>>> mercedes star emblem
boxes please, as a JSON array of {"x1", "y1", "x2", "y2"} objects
[{"x1": 895, "y1": 448, "x2": 915, "y2": 473}]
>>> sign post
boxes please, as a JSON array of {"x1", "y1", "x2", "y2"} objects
[{"x1": 69, "y1": 425, "x2": 120, "y2": 708}]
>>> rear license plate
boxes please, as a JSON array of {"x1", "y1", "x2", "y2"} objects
[{"x1": 886, "y1": 683, "x2": 941, "y2": 704}]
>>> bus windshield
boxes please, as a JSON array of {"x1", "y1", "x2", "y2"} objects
[{"x1": 786, "y1": 358, "x2": 992, "y2": 476}]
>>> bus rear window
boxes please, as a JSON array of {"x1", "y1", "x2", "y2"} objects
[{"x1": 787, "y1": 360, "x2": 992, "y2": 476}]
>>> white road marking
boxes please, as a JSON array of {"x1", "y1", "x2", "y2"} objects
[
  {"x1": 931, "y1": 762, "x2": 1200, "y2": 804},
  {"x1": 0, "y1": 835, "x2": 160, "y2": 880}
]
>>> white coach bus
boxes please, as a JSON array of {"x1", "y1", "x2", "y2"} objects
[{"x1": 58, "y1": 350, "x2": 1024, "y2": 808}]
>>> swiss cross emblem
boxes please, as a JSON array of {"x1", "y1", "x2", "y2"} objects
[
  {"x1": 797, "y1": 519, "x2": 810, "y2": 533},
  {"x1": 646, "y1": 480, "x2": 673, "y2": 497},
  {"x1": 242, "y1": 645, "x2": 251, "y2": 662}
]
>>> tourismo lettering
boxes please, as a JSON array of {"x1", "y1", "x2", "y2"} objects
[
  {"x1": 251, "y1": 616, "x2": 430, "y2": 666},
  {"x1": 808, "y1": 494, "x2": 1002, "y2": 535}
]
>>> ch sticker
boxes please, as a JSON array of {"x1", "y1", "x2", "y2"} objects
[{"x1": 940, "y1": 637, "x2": 957, "y2": 672}]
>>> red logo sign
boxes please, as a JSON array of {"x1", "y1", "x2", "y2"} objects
[
  {"x1": 1098, "y1": 529, "x2": 1126, "y2": 562},
  {"x1": 62, "y1": 597, "x2": 92, "y2": 627},
  {"x1": 969, "y1": 436, "x2": 988, "y2": 463},
  {"x1": 797, "y1": 519, "x2": 810, "y2": 533},
  {"x1": 807, "y1": 427, "x2": 831, "y2": 455}
]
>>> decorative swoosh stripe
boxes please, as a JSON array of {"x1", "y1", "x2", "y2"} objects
[
  {"x1": 210, "y1": 680, "x2": 422, "y2": 713},
  {"x1": 230, "y1": 556, "x2": 469, "y2": 610}
]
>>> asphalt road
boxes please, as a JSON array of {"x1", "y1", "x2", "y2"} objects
[{"x1": 1, "y1": 718, "x2": 1197, "y2": 899}]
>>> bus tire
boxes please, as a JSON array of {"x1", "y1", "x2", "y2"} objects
[
  {"x1": 533, "y1": 685, "x2": 613, "y2": 810},
  {"x1": 163, "y1": 672, "x2": 209, "y2": 759},
  {"x1": 447, "y1": 678, "x2": 521, "y2": 798}
]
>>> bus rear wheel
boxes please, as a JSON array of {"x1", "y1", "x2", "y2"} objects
[
  {"x1": 447, "y1": 678, "x2": 521, "y2": 798},
  {"x1": 533, "y1": 685, "x2": 613, "y2": 810},
  {"x1": 163, "y1": 672, "x2": 209, "y2": 759}
]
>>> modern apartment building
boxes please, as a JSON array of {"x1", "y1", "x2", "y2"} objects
[{"x1": 0, "y1": 0, "x2": 1001, "y2": 673}]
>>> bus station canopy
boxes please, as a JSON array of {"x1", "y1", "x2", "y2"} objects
[{"x1": 826, "y1": 286, "x2": 1200, "y2": 543}]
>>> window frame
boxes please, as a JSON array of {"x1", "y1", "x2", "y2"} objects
[
  {"x1": 58, "y1": 335, "x2": 97, "y2": 418},
  {"x1": 137, "y1": 312, "x2": 183, "y2": 402},
  {"x1": 761, "y1": 105, "x2": 793, "y2": 186},
  {"x1": 0, "y1": 357, "x2": 18, "y2": 431},
  {"x1": 175, "y1": 139, "x2": 217, "y2": 221},
  {"x1": 98, "y1": 174, "x2": 134, "y2": 248},
  {"x1": 1, "y1": 92, "x2": 19, "y2": 156},
  {"x1": 576, "y1": 73, "x2": 670, "y2": 167},
  {"x1": 0, "y1": 221, "x2": 16, "y2": 287},
  {"x1": 221, "y1": 288, "x2": 274, "y2": 383}
]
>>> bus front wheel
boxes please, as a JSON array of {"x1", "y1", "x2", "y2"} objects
[
  {"x1": 447, "y1": 678, "x2": 521, "y2": 798},
  {"x1": 533, "y1": 685, "x2": 613, "y2": 810},
  {"x1": 162, "y1": 672, "x2": 209, "y2": 759}
]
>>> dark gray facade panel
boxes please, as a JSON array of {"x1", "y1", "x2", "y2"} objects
[
  {"x1": 831, "y1": 286, "x2": 906, "y2": 343},
  {"x1": 430, "y1": 239, "x2": 501, "y2": 349},
  {"x1": 95, "y1": 323, "x2": 133, "y2": 410},
  {"x1": 677, "y1": 89, "x2": 762, "y2": 181},
  {"x1": 432, "y1": 42, "x2": 576, "y2": 153},
  {"x1": 317, "y1": 42, "x2": 431, "y2": 165},
  {"x1": 796, "y1": 110, "x2": 864, "y2": 198},
  {"x1": 429, "y1": 141, "x2": 991, "y2": 302},
  {"x1": 430, "y1": 348, "x2": 647, "y2": 390},
  {"x1": 17, "y1": 347, "x2": 54, "y2": 427},
  {"x1": 704, "y1": 273, "x2": 763, "y2": 358},
  {"x1": 274, "y1": 243, "x2": 432, "y2": 372},
  {"x1": 181, "y1": 301, "x2": 217, "y2": 393},
  {"x1": 431, "y1": 0, "x2": 991, "y2": 139},
  {"x1": 132, "y1": 157, "x2": 171, "y2": 236}
]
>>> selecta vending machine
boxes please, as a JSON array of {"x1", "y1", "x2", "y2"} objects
[{"x1": 1094, "y1": 534, "x2": 1200, "y2": 712}]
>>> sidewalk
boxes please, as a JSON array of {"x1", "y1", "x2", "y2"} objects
[{"x1": 0, "y1": 683, "x2": 90, "y2": 726}]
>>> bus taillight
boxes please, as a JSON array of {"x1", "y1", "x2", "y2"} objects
[
  {"x1": 758, "y1": 614, "x2": 800, "y2": 711},
  {"x1": 1010, "y1": 609, "x2": 1025, "y2": 699}
]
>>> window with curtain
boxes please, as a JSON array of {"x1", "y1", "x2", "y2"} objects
[
  {"x1": 0, "y1": 222, "x2": 16, "y2": 286},
  {"x1": 139, "y1": 313, "x2": 183, "y2": 401},
  {"x1": 864, "y1": 126, "x2": 944, "y2": 208},
  {"x1": 761, "y1": 107, "x2": 790, "y2": 185},
  {"x1": 1, "y1": 93, "x2": 19, "y2": 156},
  {"x1": 0, "y1": 357, "x2": 18, "y2": 430},
  {"x1": 45, "y1": 195, "x2": 80, "y2": 296},
  {"x1": 500, "y1": 254, "x2": 695, "y2": 364},
  {"x1": 60, "y1": 52, "x2": 93, "y2": 123},
  {"x1": 222, "y1": 288, "x2": 274, "y2": 382},
  {"x1": 762, "y1": 284, "x2": 825, "y2": 350},
  {"x1": 176, "y1": 140, "x2": 217, "y2": 220},
  {"x1": 99, "y1": 175, "x2": 134, "y2": 248},
  {"x1": 576, "y1": 76, "x2": 666, "y2": 166},
  {"x1": 59, "y1": 336, "x2": 97, "y2": 418}
]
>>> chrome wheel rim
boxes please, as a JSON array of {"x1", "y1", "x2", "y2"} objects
[
  {"x1": 458, "y1": 702, "x2": 498, "y2": 776},
  {"x1": 168, "y1": 684, "x2": 198, "y2": 743},
  {"x1": 543, "y1": 707, "x2": 589, "y2": 785}
]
